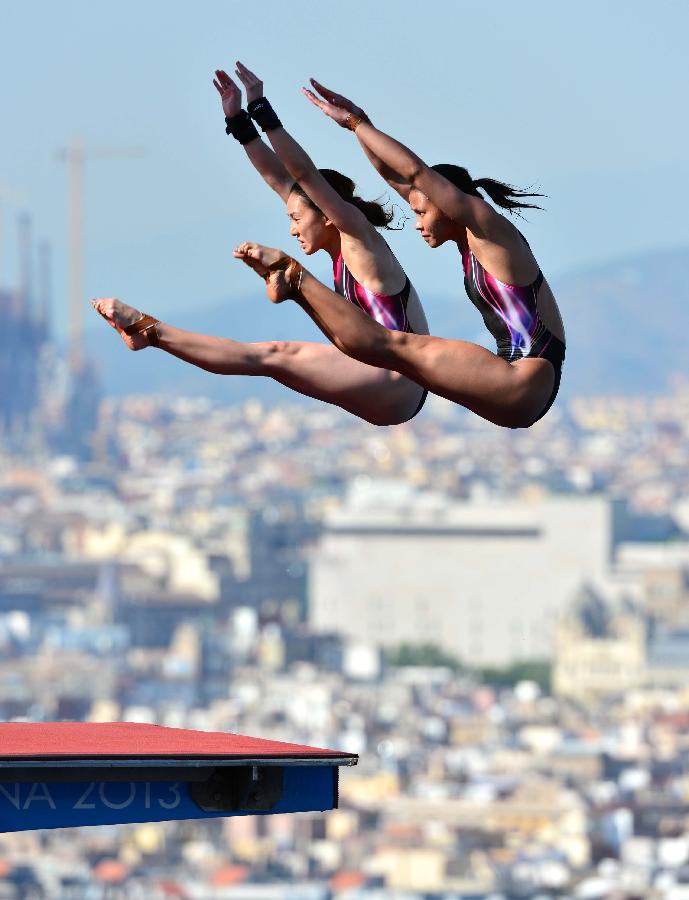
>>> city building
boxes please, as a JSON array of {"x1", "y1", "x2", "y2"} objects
[
  {"x1": 310, "y1": 480, "x2": 617, "y2": 666},
  {"x1": 552, "y1": 585, "x2": 646, "y2": 700}
]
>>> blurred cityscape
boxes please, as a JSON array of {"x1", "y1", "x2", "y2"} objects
[{"x1": 4, "y1": 220, "x2": 689, "y2": 898}]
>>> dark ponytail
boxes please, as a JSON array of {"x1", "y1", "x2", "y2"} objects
[
  {"x1": 431, "y1": 164, "x2": 544, "y2": 215},
  {"x1": 290, "y1": 168, "x2": 395, "y2": 229}
]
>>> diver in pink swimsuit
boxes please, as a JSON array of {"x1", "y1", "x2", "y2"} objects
[
  {"x1": 92, "y1": 63, "x2": 430, "y2": 428},
  {"x1": 219, "y1": 63, "x2": 430, "y2": 422}
]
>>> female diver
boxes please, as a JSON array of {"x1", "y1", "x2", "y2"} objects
[
  {"x1": 92, "y1": 63, "x2": 429, "y2": 427},
  {"x1": 282, "y1": 78, "x2": 567, "y2": 428}
]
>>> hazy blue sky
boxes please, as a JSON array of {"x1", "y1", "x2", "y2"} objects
[{"x1": 1, "y1": 0, "x2": 688, "y2": 329}]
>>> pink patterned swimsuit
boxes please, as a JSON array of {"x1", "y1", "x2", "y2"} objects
[
  {"x1": 332, "y1": 251, "x2": 427, "y2": 418},
  {"x1": 332, "y1": 252, "x2": 416, "y2": 333}
]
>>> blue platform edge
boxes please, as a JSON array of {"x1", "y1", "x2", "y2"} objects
[{"x1": 0, "y1": 765, "x2": 336, "y2": 832}]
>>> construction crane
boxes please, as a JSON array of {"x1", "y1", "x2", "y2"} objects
[{"x1": 56, "y1": 142, "x2": 144, "y2": 372}]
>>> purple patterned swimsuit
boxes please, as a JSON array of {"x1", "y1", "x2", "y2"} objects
[{"x1": 461, "y1": 246, "x2": 565, "y2": 423}]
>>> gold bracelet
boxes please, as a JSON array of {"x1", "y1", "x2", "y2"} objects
[{"x1": 345, "y1": 113, "x2": 365, "y2": 132}]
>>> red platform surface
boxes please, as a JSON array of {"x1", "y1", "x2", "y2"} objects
[{"x1": 0, "y1": 722, "x2": 354, "y2": 762}]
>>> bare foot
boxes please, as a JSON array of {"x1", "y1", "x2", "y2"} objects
[
  {"x1": 233, "y1": 242, "x2": 284, "y2": 270},
  {"x1": 91, "y1": 298, "x2": 149, "y2": 350},
  {"x1": 265, "y1": 270, "x2": 292, "y2": 304}
]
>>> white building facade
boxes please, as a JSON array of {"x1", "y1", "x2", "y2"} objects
[{"x1": 309, "y1": 482, "x2": 616, "y2": 667}]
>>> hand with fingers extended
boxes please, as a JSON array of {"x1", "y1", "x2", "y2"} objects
[
  {"x1": 302, "y1": 78, "x2": 367, "y2": 128},
  {"x1": 91, "y1": 298, "x2": 151, "y2": 350},
  {"x1": 213, "y1": 69, "x2": 242, "y2": 118},
  {"x1": 234, "y1": 61, "x2": 264, "y2": 104}
]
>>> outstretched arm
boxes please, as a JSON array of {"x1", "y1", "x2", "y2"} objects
[
  {"x1": 304, "y1": 80, "x2": 508, "y2": 240},
  {"x1": 213, "y1": 68, "x2": 293, "y2": 202},
  {"x1": 235, "y1": 62, "x2": 373, "y2": 241},
  {"x1": 304, "y1": 79, "x2": 411, "y2": 201},
  {"x1": 353, "y1": 122, "x2": 506, "y2": 239}
]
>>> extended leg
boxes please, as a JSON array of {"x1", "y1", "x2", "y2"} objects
[
  {"x1": 92, "y1": 297, "x2": 424, "y2": 426},
  {"x1": 161, "y1": 323, "x2": 422, "y2": 425},
  {"x1": 290, "y1": 272, "x2": 555, "y2": 427}
]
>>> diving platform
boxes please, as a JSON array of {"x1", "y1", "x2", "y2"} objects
[{"x1": 0, "y1": 722, "x2": 358, "y2": 832}]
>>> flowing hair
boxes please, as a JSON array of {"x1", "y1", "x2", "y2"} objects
[{"x1": 431, "y1": 163, "x2": 544, "y2": 215}]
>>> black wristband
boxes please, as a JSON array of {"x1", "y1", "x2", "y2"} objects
[
  {"x1": 225, "y1": 110, "x2": 259, "y2": 145},
  {"x1": 247, "y1": 96, "x2": 282, "y2": 132}
]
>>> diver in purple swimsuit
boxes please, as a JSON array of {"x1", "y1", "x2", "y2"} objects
[{"x1": 284, "y1": 81, "x2": 566, "y2": 429}]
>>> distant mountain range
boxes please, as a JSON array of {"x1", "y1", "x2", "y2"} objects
[
  {"x1": 85, "y1": 246, "x2": 689, "y2": 403},
  {"x1": 553, "y1": 246, "x2": 689, "y2": 396}
]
